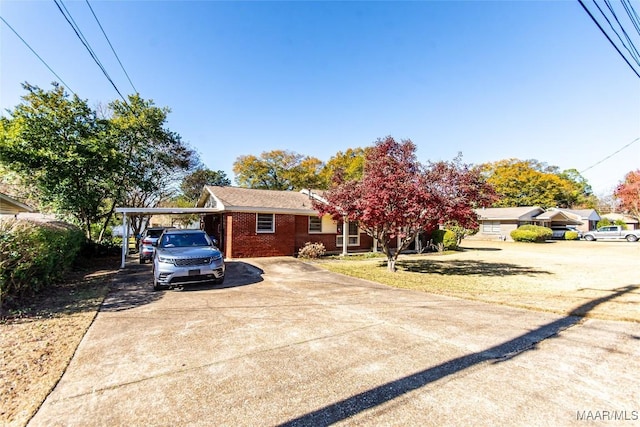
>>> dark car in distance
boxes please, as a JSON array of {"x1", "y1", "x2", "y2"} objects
[
  {"x1": 139, "y1": 227, "x2": 172, "y2": 264},
  {"x1": 550, "y1": 226, "x2": 582, "y2": 240}
]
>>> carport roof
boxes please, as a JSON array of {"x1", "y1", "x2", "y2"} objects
[{"x1": 115, "y1": 207, "x2": 219, "y2": 215}]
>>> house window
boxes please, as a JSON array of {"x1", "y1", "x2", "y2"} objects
[
  {"x1": 256, "y1": 213, "x2": 274, "y2": 233},
  {"x1": 309, "y1": 216, "x2": 322, "y2": 233},
  {"x1": 482, "y1": 221, "x2": 501, "y2": 234},
  {"x1": 337, "y1": 221, "x2": 360, "y2": 246}
]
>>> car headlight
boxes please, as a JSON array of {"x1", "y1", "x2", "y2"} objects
[
  {"x1": 211, "y1": 254, "x2": 222, "y2": 262},
  {"x1": 158, "y1": 256, "x2": 175, "y2": 265}
]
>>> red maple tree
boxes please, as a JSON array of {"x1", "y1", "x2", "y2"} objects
[
  {"x1": 614, "y1": 170, "x2": 640, "y2": 220},
  {"x1": 314, "y1": 136, "x2": 495, "y2": 271}
]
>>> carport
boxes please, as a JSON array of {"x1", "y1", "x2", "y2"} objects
[{"x1": 115, "y1": 207, "x2": 219, "y2": 269}]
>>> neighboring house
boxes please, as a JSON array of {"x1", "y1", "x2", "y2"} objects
[
  {"x1": 0, "y1": 192, "x2": 35, "y2": 217},
  {"x1": 548, "y1": 208, "x2": 600, "y2": 233},
  {"x1": 472, "y1": 206, "x2": 583, "y2": 241},
  {"x1": 600, "y1": 213, "x2": 640, "y2": 230},
  {"x1": 473, "y1": 207, "x2": 544, "y2": 240},
  {"x1": 196, "y1": 186, "x2": 373, "y2": 258}
]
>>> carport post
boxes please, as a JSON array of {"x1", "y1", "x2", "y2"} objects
[{"x1": 120, "y1": 213, "x2": 128, "y2": 269}]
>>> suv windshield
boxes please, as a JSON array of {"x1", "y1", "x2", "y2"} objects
[{"x1": 159, "y1": 233, "x2": 211, "y2": 248}]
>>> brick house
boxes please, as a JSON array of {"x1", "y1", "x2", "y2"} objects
[{"x1": 196, "y1": 186, "x2": 373, "y2": 258}]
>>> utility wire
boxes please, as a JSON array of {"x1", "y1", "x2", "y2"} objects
[
  {"x1": 621, "y1": 0, "x2": 640, "y2": 38},
  {"x1": 580, "y1": 137, "x2": 640, "y2": 173},
  {"x1": 53, "y1": 0, "x2": 129, "y2": 104},
  {"x1": 602, "y1": 0, "x2": 640, "y2": 64},
  {"x1": 0, "y1": 15, "x2": 76, "y2": 95},
  {"x1": 578, "y1": 0, "x2": 640, "y2": 78},
  {"x1": 85, "y1": 0, "x2": 138, "y2": 94}
]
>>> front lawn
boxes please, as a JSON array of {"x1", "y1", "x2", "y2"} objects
[{"x1": 315, "y1": 240, "x2": 640, "y2": 323}]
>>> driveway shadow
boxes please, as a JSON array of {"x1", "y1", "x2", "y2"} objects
[
  {"x1": 100, "y1": 260, "x2": 264, "y2": 311},
  {"x1": 279, "y1": 284, "x2": 637, "y2": 427},
  {"x1": 177, "y1": 261, "x2": 264, "y2": 292},
  {"x1": 394, "y1": 259, "x2": 552, "y2": 276}
]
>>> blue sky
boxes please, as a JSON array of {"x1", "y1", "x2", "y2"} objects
[{"x1": 1, "y1": 0, "x2": 639, "y2": 196}]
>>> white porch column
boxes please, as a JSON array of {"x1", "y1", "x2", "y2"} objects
[
  {"x1": 120, "y1": 213, "x2": 128, "y2": 269},
  {"x1": 342, "y1": 217, "x2": 348, "y2": 256}
]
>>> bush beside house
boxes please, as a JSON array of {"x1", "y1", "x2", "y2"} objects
[
  {"x1": 564, "y1": 231, "x2": 579, "y2": 240},
  {"x1": 432, "y1": 229, "x2": 458, "y2": 250},
  {"x1": 0, "y1": 219, "x2": 85, "y2": 310},
  {"x1": 510, "y1": 225, "x2": 553, "y2": 242}
]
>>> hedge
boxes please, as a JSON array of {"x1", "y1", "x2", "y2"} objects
[
  {"x1": 510, "y1": 225, "x2": 553, "y2": 242},
  {"x1": 564, "y1": 231, "x2": 579, "y2": 241},
  {"x1": 0, "y1": 219, "x2": 86, "y2": 309}
]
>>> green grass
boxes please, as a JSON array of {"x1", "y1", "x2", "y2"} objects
[{"x1": 314, "y1": 253, "x2": 640, "y2": 322}]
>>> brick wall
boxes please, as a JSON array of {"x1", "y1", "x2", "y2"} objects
[
  {"x1": 224, "y1": 212, "x2": 374, "y2": 258},
  {"x1": 228, "y1": 212, "x2": 296, "y2": 258}
]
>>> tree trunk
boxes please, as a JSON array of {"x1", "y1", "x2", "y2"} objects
[
  {"x1": 386, "y1": 256, "x2": 396, "y2": 272},
  {"x1": 97, "y1": 200, "x2": 118, "y2": 243}
]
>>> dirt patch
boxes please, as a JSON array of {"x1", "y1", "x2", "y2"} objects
[{"x1": 0, "y1": 256, "x2": 119, "y2": 427}]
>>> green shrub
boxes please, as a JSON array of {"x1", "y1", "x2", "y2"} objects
[
  {"x1": 298, "y1": 242, "x2": 326, "y2": 259},
  {"x1": 510, "y1": 229, "x2": 539, "y2": 242},
  {"x1": 564, "y1": 231, "x2": 579, "y2": 240},
  {"x1": 431, "y1": 229, "x2": 458, "y2": 251},
  {"x1": 510, "y1": 225, "x2": 552, "y2": 242},
  {"x1": 0, "y1": 219, "x2": 85, "y2": 309}
]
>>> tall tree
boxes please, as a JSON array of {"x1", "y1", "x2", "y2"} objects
[
  {"x1": 557, "y1": 168, "x2": 597, "y2": 208},
  {"x1": 426, "y1": 155, "x2": 497, "y2": 237},
  {"x1": 233, "y1": 150, "x2": 325, "y2": 190},
  {"x1": 0, "y1": 83, "x2": 198, "y2": 241},
  {"x1": 99, "y1": 94, "x2": 198, "y2": 241},
  {"x1": 320, "y1": 147, "x2": 367, "y2": 185},
  {"x1": 614, "y1": 170, "x2": 640, "y2": 220},
  {"x1": 482, "y1": 159, "x2": 594, "y2": 208},
  {"x1": 180, "y1": 168, "x2": 231, "y2": 202},
  {"x1": 314, "y1": 137, "x2": 493, "y2": 271},
  {"x1": 0, "y1": 83, "x2": 117, "y2": 238}
]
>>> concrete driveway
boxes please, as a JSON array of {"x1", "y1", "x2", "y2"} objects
[{"x1": 29, "y1": 257, "x2": 639, "y2": 426}]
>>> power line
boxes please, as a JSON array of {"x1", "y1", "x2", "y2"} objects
[
  {"x1": 599, "y1": 0, "x2": 640, "y2": 65},
  {"x1": 621, "y1": 0, "x2": 640, "y2": 38},
  {"x1": 578, "y1": 0, "x2": 640, "y2": 78},
  {"x1": 53, "y1": 0, "x2": 129, "y2": 104},
  {"x1": 85, "y1": 0, "x2": 138, "y2": 94},
  {"x1": 580, "y1": 137, "x2": 640, "y2": 173},
  {"x1": 0, "y1": 15, "x2": 76, "y2": 95}
]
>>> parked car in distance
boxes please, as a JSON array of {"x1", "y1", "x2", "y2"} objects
[
  {"x1": 550, "y1": 226, "x2": 582, "y2": 240},
  {"x1": 582, "y1": 225, "x2": 640, "y2": 242},
  {"x1": 152, "y1": 229, "x2": 225, "y2": 291},
  {"x1": 139, "y1": 227, "x2": 172, "y2": 264}
]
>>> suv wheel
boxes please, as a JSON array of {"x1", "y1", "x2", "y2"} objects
[
  {"x1": 584, "y1": 235, "x2": 595, "y2": 241},
  {"x1": 626, "y1": 235, "x2": 638, "y2": 242},
  {"x1": 152, "y1": 267, "x2": 162, "y2": 291}
]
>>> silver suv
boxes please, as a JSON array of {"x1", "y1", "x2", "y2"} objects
[{"x1": 152, "y1": 229, "x2": 225, "y2": 291}]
